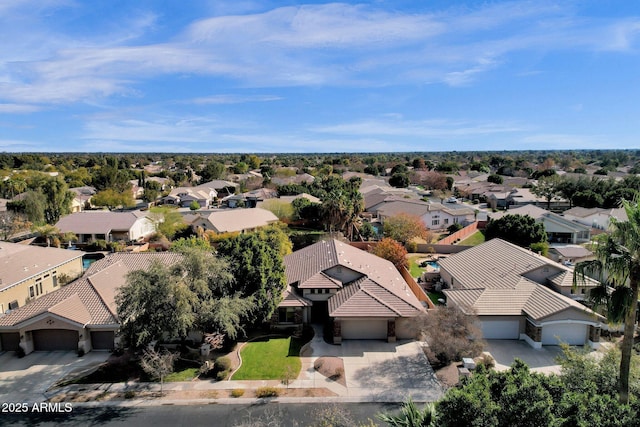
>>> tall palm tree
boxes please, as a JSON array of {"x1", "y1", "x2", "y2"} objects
[{"x1": 574, "y1": 199, "x2": 640, "y2": 404}]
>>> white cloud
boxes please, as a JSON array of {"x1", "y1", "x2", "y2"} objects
[
  {"x1": 189, "y1": 94, "x2": 282, "y2": 104},
  {"x1": 0, "y1": 103, "x2": 42, "y2": 113}
]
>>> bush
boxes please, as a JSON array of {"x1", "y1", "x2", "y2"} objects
[
  {"x1": 124, "y1": 390, "x2": 136, "y2": 399},
  {"x1": 477, "y1": 353, "x2": 495, "y2": 369},
  {"x1": 216, "y1": 370, "x2": 229, "y2": 381},
  {"x1": 406, "y1": 241, "x2": 418, "y2": 253},
  {"x1": 231, "y1": 389, "x2": 245, "y2": 398},
  {"x1": 215, "y1": 356, "x2": 232, "y2": 372},
  {"x1": 255, "y1": 386, "x2": 281, "y2": 398}
]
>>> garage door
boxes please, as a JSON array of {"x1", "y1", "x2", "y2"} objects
[
  {"x1": 480, "y1": 320, "x2": 520, "y2": 339},
  {"x1": 91, "y1": 331, "x2": 115, "y2": 350},
  {"x1": 32, "y1": 329, "x2": 78, "y2": 351},
  {"x1": 341, "y1": 319, "x2": 387, "y2": 340},
  {"x1": 542, "y1": 323, "x2": 587, "y2": 345},
  {"x1": 0, "y1": 332, "x2": 20, "y2": 351}
]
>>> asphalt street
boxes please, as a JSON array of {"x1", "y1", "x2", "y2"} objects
[{"x1": 0, "y1": 402, "x2": 399, "y2": 426}]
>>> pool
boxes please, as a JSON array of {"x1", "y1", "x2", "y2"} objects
[{"x1": 426, "y1": 261, "x2": 440, "y2": 270}]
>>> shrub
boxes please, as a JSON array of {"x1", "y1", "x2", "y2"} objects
[
  {"x1": 231, "y1": 389, "x2": 245, "y2": 398},
  {"x1": 406, "y1": 241, "x2": 418, "y2": 253},
  {"x1": 477, "y1": 353, "x2": 495, "y2": 369},
  {"x1": 215, "y1": 356, "x2": 232, "y2": 372},
  {"x1": 124, "y1": 390, "x2": 136, "y2": 399},
  {"x1": 255, "y1": 386, "x2": 281, "y2": 398},
  {"x1": 216, "y1": 370, "x2": 229, "y2": 381}
]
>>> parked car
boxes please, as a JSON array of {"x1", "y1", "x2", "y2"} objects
[{"x1": 446, "y1": 197, "x2": 457, "y2": 203}]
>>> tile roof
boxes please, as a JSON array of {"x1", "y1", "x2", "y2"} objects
[
  {"x1": 279, "y1": 285, "x2": 313, "y2": 307},
  {"x1": 298, "y1": 272, "x2": 342, "y2": 289},
  {"x1": 0, "y1": 242, "x2": 83, "y2": 292},
  {"x1": 549, "y1": 246, "x2": 593, "y2": 258},
  {"x1": 202, "y1": 208, "x2": 279, "y2": 233},
  {"x1": 284, "y1": 239, "x2": 423, "y2": 317},
  {"x1": 55, "y1": 211, "x2": 149, "y2": 234},
  {"x1": 439, "y1": 239, "x2": 603, "y2": 321},
  {"x1": 0, "y1": 252, "x2": 183, "y2": 329}
]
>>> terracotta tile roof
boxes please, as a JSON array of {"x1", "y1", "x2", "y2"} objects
[
  {"x1": 284, "y1": 239, "x2": 423, "y2": 317},
  {"x1": 55, "y1": 211, "x2": 149, "y2": 234},
  {"x1": 279, "y1": 285, "x2": 313, "y2": 307},
  {"x1": 0, "y1": 252, "x2": 184, "y2": 329},
  {"x1": 0, "y1": 242, "x2": 83, "y2": 292},
  {"x1": 440, "y1": 239, "x2": 603, "y2": 321},
  {"x1": 0, "y1": 278, "x2": 116, "y2": 327},
  {"x1": 329, "y1": 277, "x2": 423, "y2": 318},
  {"x1": 202, "y1": 208, "x2": 279, "y2": 233},
  {"x1": 298, "y1": 272, "x2": 342, "y2": 289}
]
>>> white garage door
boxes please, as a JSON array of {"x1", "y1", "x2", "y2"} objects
[
  {"x1": 480, "y1": 320, "x2": 520, "y2": 339},
  {"x1": 542, "y1": 323, "x2": 587, "y2": 345},
  {"x1": 341, "y1": 319, "x2": 387, "y2": 340}
]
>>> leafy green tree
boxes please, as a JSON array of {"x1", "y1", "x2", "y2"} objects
[
  {"x1": 189, "y1": 201, "x2": 201, "y2": 211},
  {"x1": 574, "y1": 200, "x2": 640, "y2": 403},
  {"x1": 437, "y1": 365, "x2": 498, "y2": 426},
  {"x1": 389, "y1": 173, "x2": 409, "y2": 188},
  {"x1": 170, "y1": 236, "x2": 210, "y2": 252},
  {"x1": 484, "y1": 214, "x2": 547, "y2": 248},
  {"x1": 572, "y1": 190, "x2": 604, "y2": 208},
  {"x1": 531, "y1": 175, "x2": 561, "y2": 210},
  {"x1": 117, "y1": 260, "x2": 195, "y2": 349},
  {"x1": 199, "y1": 161, "x2": 226, "y2": 181},
  {"x1": 92, "y1": 188, "x2": 135, "y2": 210},
  {"x1": 149, "y1": 206, "x2": 188, "y2": 240},
  {"x1": 487, "y1": 174, "x2": 503, "y2": 184},
  {"x1": 217, "y1": 232, "x2": 287, "y2": 325}
]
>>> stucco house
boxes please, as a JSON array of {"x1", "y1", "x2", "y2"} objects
[
  {"x1": 563, "y1": 206, "x2": 628, "y2": 231},
  {"x1": 55, "y1": 210, "x2": 156, "y2": 244},
  {"x1": 371, "y1": 199, "x2": 475, "y2": 231},
  {"x1": 162, "y1": 182, "x2": 218, "y2": 208},
  {"x1": 190, "y1": 208, "x2": 279, "y2": 234},
  {"x1": 274, "y1": 239, "x2": 425, "y2": 344},
  {"x1": 489, "y1": 205, "x2": 591, "y2": 244},
  {"x1": 439, "y1": 238, "x2": 603, "y2": 348},
  {"x1": 0, "y1": 242, "x2": 83, "y2": 318},
  {"x1": 0, "y1": 252, "x2": 181, "y2": 354}
]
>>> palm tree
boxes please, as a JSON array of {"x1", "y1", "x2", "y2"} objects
[
  {"x1": 574, "y1": 199, "x2": 640, "y2": 404},
  {"x1": 377, "y1": 397, "x2": 436, "y2": 427}
]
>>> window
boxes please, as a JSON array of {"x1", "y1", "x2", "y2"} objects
[
  {"x1": 39, "y1": 283, "x2": 43, "y2": 295},
  {"x1": 8, "y1": 300, "x2": 18, "y2": 310},
  {"x1": 53, "y1": 274, "x2": 58, "y2": 287},
  {"x1": 581, "y1": 288, "x2": 586, "y2": 294},
  {"x1": 0, "y1": 303, "x2": 3, "y2": 314},
  {"x1": 278, "y1": 307, "x2": 296, "y2": 323},
  {"x1": 444, "y1": 218, "x2": 449, "y2": 225},
  {"x1": 432, "y1": 219, "x2": 440, "y2": 226},
  {"x1": 29, "y1": 286, "x2": 35, "y2": 298}
]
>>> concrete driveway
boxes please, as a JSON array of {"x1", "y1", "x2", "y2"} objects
[
  {"x1": 484, "y1": 340, "x2": 565, "y2": 374},
  {"x1": 0, "y1": 351, "x2": 110, "y2": 403},
  {"x1": 299, "y1": 326, "x2": 442, "y2": 402}
]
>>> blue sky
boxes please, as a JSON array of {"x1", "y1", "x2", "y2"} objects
[{"x1": 0, "y1": 0, "x2": 639, "y2": 153}]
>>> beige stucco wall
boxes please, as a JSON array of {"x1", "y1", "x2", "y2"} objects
[
  {"x1": 0, "y1": 257, "x2": 83, "y2": 314},
  {"x1": 396, "y1": 317, "x2": 419, "y2": 339}
]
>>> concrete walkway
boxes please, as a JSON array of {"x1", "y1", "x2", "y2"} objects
[{"x1": 3, "y1": 326, "x2": 443, "y2": 406}]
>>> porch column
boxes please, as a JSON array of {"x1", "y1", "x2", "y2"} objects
[
  {"x1": 525, "y1": 320, "x2": 542, "y2": 349},
  {"x1": 588, "y1": 325, "x2": 601, "y2": 349},
  {"x1": 78, "y1": 327, "x2": 91, "y2": 354},
  {"x1": 333, "y1": 320, "x2": 342, "y2": 345},
  {"x1": 387, "y1": 319, "x2": 396, "y2": 343}
]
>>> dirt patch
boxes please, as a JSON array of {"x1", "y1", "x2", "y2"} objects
[
  {"x1": 313, "y1": 356, "x2": 346, "y2": 386},
  {"x1": 435, "y1": 363, "x2": 459, "y2": 389}
]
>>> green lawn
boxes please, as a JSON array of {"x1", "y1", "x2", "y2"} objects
[
  {"x1": 165, "y1": 367, "x2": 199, "y2": 382},
  {"x1": 232, "y1": 337, "x2": 302, "y2": 380},
  {"x1": 459, "y1": 231, "x2": 486, "y2": 246},
  {"x1": 408, "y1": 254, "x2": 427, "y2": 277},
  {"x1": 428, "y1": 291, "x2": 446, "y2": 306}
]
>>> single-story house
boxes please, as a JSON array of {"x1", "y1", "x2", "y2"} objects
[
  {"x1": 0, "y1": 252, "x2": 181, "y2": 354},
  {"x1": 0, "y1": 242, "x2": 83, "y2": 316},
  {"x1": 56, "y1": 210, "x2": 156, "y2": 244},
  {"x1": 162, "y1": 183, "x2": 218, "y2": 208},
  {"x1": 274, "y1": 239, "x2": 425, "y2": 344},
  {"x1": 489, "y1": 205, "x2": 591, "y2": 244},
  {"x1": 548, "y1": 246, "x2": 595, "y2": 266},
  {"x1": 438, "y1": 238, "x2": 604, "y2": 348},
  {"x1": 190, "y1": 208, "x2": 279, "y2": 234},
  {"x1": 506, "y1": 188, "x2": 571, "y2": 212},
  {"x1": 69, "y1": 186, "x2": 96, "y2": 212}
]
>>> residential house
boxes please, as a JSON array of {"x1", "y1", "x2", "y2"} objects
[
  {"x1": 225, "y1": 188, "x2": 278, "y2": 208},
  {"x1": 55, "y1": 211, "x2": 156, "y2": 244},
  {"x1": 548, "y1": 246, "x2": 595, "y2": 265},
  {"x1": 506, "y1": 188, "x2": 571, "y2": 212},
  {"x1": 274, "y1": 239, "x2": 425, "y2": 344},
  {"x1": 563, "y1": 206, "x2": 628, "y2": 231},
  {"x1": 69, "y1": 186, "x2": 96, "y2": 212},
  {"x1": 439, "y1": 238, "x2": 603, "y2": 348},
  {"x1": 278, "y1": 193, "x2": 322, "y2": 205},
  {"x1": 0, "y1": 242, "x2": 83, "y2": 317},
  {"x1": 0, "y1": 252, "x2": 181, "y2": 354},
  {"x1": 371, "y1": 199, "x2": 475, "y2": 231},
  {"x1": 190, "y1": 208, "x2": 279, "y2": 234},
  {"x1": 162, "y1": 182, "x2": 218, "y2": 208},
  {"x1": 489, "y1": 205, "x2": 591, "y2": 244}
]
